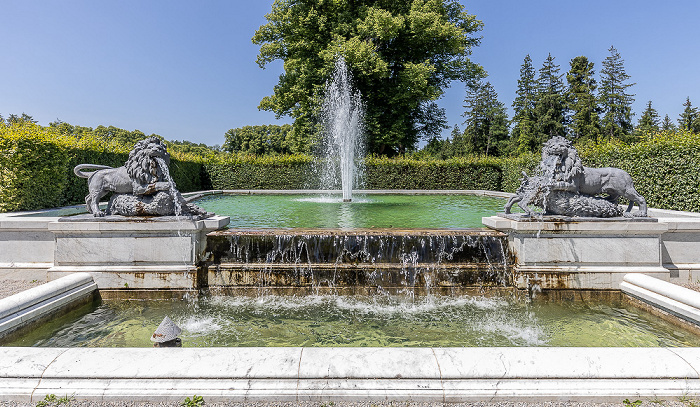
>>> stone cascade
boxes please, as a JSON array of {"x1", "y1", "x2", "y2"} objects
[{"x1": 202, "y1": 229, "x2": 513, "y2": 293}]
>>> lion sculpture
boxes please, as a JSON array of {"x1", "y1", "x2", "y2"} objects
[
  {"x1": 505, "y1": 136, "x2": 647, "y2": 218},
  {"x1": 74, "y1": 137, "x2": 208, "y2": 218}
]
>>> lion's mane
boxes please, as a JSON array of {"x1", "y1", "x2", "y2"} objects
[
  {"x1": 539, "y1": 136, "x2": 584, "y2": 183},
  {"x1": 125, "y1": 137, "x2": 170, "y2": 186}
]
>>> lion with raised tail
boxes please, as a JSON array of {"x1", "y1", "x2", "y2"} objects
[
  {"x1": 506, "y1": 136, "x2": 648, "y2": 218},
  {"x1": 74, "y1": 137, "x2": 172, "y2": 216}
]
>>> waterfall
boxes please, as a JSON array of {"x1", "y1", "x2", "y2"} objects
[{"x1": 155, "y1": 157, "x2": 182, "y2": 216}]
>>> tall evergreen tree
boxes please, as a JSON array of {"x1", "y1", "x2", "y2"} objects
[
  {"x1": 661, "y1": 114, "x2": 676, "y2": 132},
  {"x1": 636, "y1": 101, "x2": 660, "y2": 135},
  {"x1": 511, "y1": 54, "x2": 538, "y2": 153},
  {"x1": 534, "y1": 53, "x2": 566, "y2": 144},
  {"x1": 599, "y1": 46, "x2": 635, "y2": 140},
  {"x1": 463, "y1": 81, "x2": 509, "y2": 156},
  {"x1": 678, "y1": 97, "x2": 700, "y2": 133},
  {"x1": 566, "y1": 56, "x2": 600, "y2": 142}
]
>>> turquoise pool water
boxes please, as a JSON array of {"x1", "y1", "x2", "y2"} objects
[{"x1": 195, "y1": 194, "x2": 512, "y2": 229}]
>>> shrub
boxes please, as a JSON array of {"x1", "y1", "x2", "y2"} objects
[
  {"x1": 0, "y1": 123, "x2": 72, "y2": 211},
  {"x1": 578, "y1": 131, "x2": 700, "y2": 212},
  {"x1": 364, "y1": 155, "x2": 502, "y2": 190},
  {"x1": 205, "y1": 153, "x2": 313, "y2": 189},
  {"x1": 0, "y1": 124, "x2": 208, "y2": 212}
]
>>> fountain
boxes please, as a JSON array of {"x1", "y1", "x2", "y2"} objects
[
  {"x1": 73, "y1": 136, "x2": 210, "y2": 218},
  {"x1": 318, "y1": 56, "x2": 365, "y2": 202}
]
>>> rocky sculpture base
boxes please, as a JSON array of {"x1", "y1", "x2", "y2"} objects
[
  {"x1": 542, "y1": 191, "x2": 623, "y2": 218},
  {"x1": 107, "y1": 191, "x2": 212, "y2": 220}
]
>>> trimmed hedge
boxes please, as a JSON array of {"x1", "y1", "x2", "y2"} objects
[
  {"x1": 205, "y1": 154, "x2": 313, "y2": 189},
  {"x1": 578, "y1": 131, "x2": 700, "y2": 212},
  {"x1": 204, "y1": 154, "x2": 503, "y2": 191},
  {"x1": 2, "y1": 124, "x2": 700, "y2": 213},
  {"x1": 0, "y1": 124, "x2": 71, "y2": 211},
  {"x1": 0, "y1": 123, "x2": 208, "y2": 212},
  {"x1": 363, "y1": 156, "x2": 502, "y2": 190}
]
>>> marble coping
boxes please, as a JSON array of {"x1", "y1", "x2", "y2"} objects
[
  {"x1": 482, "y1": 215, "x2": 669, "y2": 234},
  {"x1": 0, "y1": 273, "x2": 97, "y2": 338},
  {"x1": 621, "y1": 273, "x2": 700, "y2": 325},
  {"x1": 49, "y1": 215, "x2": 229, "y2": 232},
  {"x1": 2, "y1": 347, "x2": 700, "y2": 402}
]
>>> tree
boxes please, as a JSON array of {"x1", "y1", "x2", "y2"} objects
[
  {"x1": 511, "y1": 55, "x2": 538, "y2": 153},
  {"x1": 599, "y1": 46, "x2": 635, "y2": 140},
  {"x1": 534, "y1": 53, "x2": 566, "y2": 144},
  {"x1": 6, "y1": 113, "x2": 37, "y2": 125},
  {"x1": 678, "y1": 97, "x2": 700, "y2": 133},
  {"x1": 661, "y1": 114, "x2": 676, "y2": 132},
  {"x1": 462, "y1": 81, "x2": 509, "y2": 156},
  {"x1": 636, "y1": 100, "x2": 659, "y2": 135},
  {"x1": 253, "y1": 0, "x2": 484, "y2": 155},
  {"x1": 566, "y1": 56, "x2": 600, "y2": 142},
  {"x1": 223, "y1": 124, "x2": 295, "y2": 155}
]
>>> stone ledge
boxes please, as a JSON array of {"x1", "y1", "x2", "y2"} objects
[
  {"x1": 621, "y1": 273, "x2": 700, "y2": 325},
  {"x1": 0, "y1": 273, "x2": 97, "y2": 339},
  {"x1": 2, "y1": 347, "x2": 700, "y2": 402}
]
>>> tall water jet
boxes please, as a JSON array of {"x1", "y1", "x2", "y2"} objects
[{"x1": 319, "y1": 56, "x2": 365, "y2": 202}]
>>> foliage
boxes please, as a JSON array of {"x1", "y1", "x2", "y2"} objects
[
  {"x1": 0, "y1": 122, "x2": 208, "y2": 212},
  {"x1": 50, "y1": 120, "x2": 220, "y2": 158},
  {"x1": 661, "y1": 114, "x2": 676, "y2": 132},
  {"x1": 223, "y1": 124, "x2": 298, "y2": 155},
  {"x1": 566, "y1": 56, "x2": 601, "y2": 142},
  {"x1": 252, "y1": 0, "x2": 484, "y2": 155},
  {"x1": 35, "y1": 393, "x2": 74, "y2": 407},
  {"x1": 622, "y1": 399, "x2": 642, "y2": 407},
  {"x1": 462, "y1": 80, "x2": 509, "y2": 156},
  {"x1": 181, "y1": 395, "x2": 205, "y2": 407},
  {"x1": 678, "y1": 97, "x2": 700, "y2": 133},
  {"x1": 496, "y1": 152, "x2": 539, "y2": 193},
  {"x1": 0, "y1": 123, "x2": 72, "y2": 212},
  {"x1": 599, "y1": 46, "x2": 635, "y2": 140},
  {"x1": 364, "y1": 154, "x2": 501, "y2": 190},
  {"x1": 205, "y1": 153, "x2": 313, "y2": 189},
  {"x1": 578, "y1": 130, "x2": 700, "y2": 212},
  {"x1": 636, "y1": 100, "x2": 660, "y2": 136},
  {"x1": 420, "y1": 125, "x2": 473, "y2": 159},
  {"x1": 511, "y1": 54, "x2": 538, "y2": 154},
  {"x1": 534, "y1": 53, "x2": 566, "y2": 146}
]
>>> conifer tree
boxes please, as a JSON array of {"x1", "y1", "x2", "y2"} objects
[
  {"x1": 599, "y1": 46, "x2": 635, "y2": 140},
  {"x1": 678, "y1": 97, "x2": 700, "y2": 133},
  {"x1": 534, "y1": 53, "x2": 566, "y2": 145},
  {"x1": 511, "y1": 55, "x2": 538, "y2": 153},
  {"x1": 566, "y1": 56, "x2": 600, "y2": 142},
  {"x1": 463, "y1": 81, "x2": 509, "y2": 156},
  {"x1": 661, "y1": 114, "x2": 676, "y2": 132},
  {"x1": 636, "y1": 101, "x2": 659, "y2": 135}
]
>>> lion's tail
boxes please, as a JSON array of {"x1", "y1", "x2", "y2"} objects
[{"x1": 73, "y1": 164, "x2": 114, "y2": 178}]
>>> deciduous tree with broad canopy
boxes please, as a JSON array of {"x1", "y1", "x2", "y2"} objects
[{"x1": 253, "y1": 0, "x2": 484, "y2": 155}]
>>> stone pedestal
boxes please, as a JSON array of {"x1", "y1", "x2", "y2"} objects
[
  {"x1": 47, "y1": 215, "x2": 229, "y2": 289},
  {"x1": 482, "y1": 215, "x2": 669, "y2": 290}
]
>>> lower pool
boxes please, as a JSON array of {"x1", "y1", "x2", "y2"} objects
[{"x1": 5, "y1": 293, "x2": 699, "y2": 348}]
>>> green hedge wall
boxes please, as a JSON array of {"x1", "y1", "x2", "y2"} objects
[
  {"x1": 578, "y1": 131, "x2": 700, "y2": 212},
  {"x1": 363, "y1": 156, "x2": 502, "y2": 190},
  {"x1": 0, "y1": 123, "x2": 207, "y2": 212},
  {"x1": 205, "y1": 154, "x2": 313, "y2": 189},
  {"x1": 3, "y1": 123, "x2": 700, "y2": 213},
  {"x1": 0, "y1": 124, "x2": 71, "y2": 211},
  {"x1": 204, "y1": 154, "x2": 503, "y2": 191}
]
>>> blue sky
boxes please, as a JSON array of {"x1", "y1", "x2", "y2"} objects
[{"x1": 1, "y1": 1, "x2": 698, "y2": 147}]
